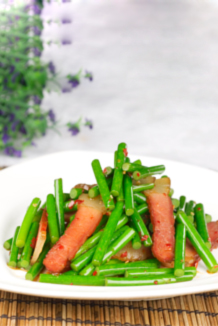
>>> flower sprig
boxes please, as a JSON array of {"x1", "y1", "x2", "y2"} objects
[
  {"x1": 67, "y1": 118, "x2": 93, "y2": 136},
  {"x1": 0, "y1": 1, "x2": 94, "y2": 158},
  {"x1": 67, "y1": 70, "x2": 93, "y2": 89}
]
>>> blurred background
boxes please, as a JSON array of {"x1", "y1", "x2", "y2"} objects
[{"x1": 1, "y1": 0, "x2": 218, "y2": 170}]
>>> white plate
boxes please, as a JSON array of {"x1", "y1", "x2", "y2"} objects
[{"x1": 0, "y1": 150, "x2": 218, "y2": 300}]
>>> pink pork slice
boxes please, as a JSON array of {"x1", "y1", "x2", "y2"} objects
[
  {"x1": 43, "y1": 206, "x2": 103, "y2": 273},
  {"x1": 147, "y1": 192, "x2": 175, "y2": 263},
  {"x1": 164, "y1": 221, "x2": 218, "y2": 268},
  {"x1": 186, "y1": 221, "x2": 218, "y2": 266}
]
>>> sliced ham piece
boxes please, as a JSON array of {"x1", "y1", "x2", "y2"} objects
[
  {"x1": 74, "y1": 183, "x2": 96, "y2": 192},
  {"x1": 112, "y1": 241, "x2": 152, "y2": 262},
  {"x1": 133, "y1": 176, "x2": 156, "y2": 186},
  {"x1": 208, "y1": 221, "x2": 218, "y2": 250},
  {"x1": 43, "y1": 194, "x2": 105, "y2": 273},
  {"x1": 145, "y1": 177, "x2": 175, "y2": 263},
  {"x1": 114, "y1": 222, "x2": 218, "y2": 267},
  {"x1": 163, "y1": 221, "x2": 218, "y2": 268}
]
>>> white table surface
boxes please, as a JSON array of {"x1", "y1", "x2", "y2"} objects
[{"x1": 1, "y1": 0, "x2": 218, "y2": 170}]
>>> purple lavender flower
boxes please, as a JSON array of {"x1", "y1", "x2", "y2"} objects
[
  {"x1": 62, "y1": 87, "x2": 71, "y2": 93},
  {"x1": 11, "y1": 73, "x2": 19, "y2": 83},
  {"x1": 68, "y1": 74, "x2": 80, "y2": 88},
  {"x1": 33, "y1": 48, "x2": 42, "y2": 57},
  {"x1": 0, "y1": 110, "x2": 3, "y2": 116},
  {"x1": 9, "y1": 113, "x2": 15, "y2": 122},
  {"x1": 4, "y1": 147, "x2": 14, "y2": 156},
  {"x1": 67, "y1": 120, "x2": 81, "y2": 136},
  {"x1": 33, "y1": 96, "x2": 42, "y2": 105},
  {"x1": 62, "y1": 18, "x2": 72, "y2": 24},
  {"x1": 62, "y1": 0, "x2": 71, "y2": 3},
  {"x1": 84, "y1": 118, "x2": 93, "y2": 129},
  {"x1": 2, "y1": 134, "x2": 10, "y2": 144},
  {"x1": 84, "y1": 71, "x2": 93, "y2": 81},
  {"x1": 20, "y1": 125, "x2": 27, "y2": 134},
  {"x1": 48, "y1": 62, "x2": 56, "y2": 75},
  {"x1": 4, "y1": 147, "x2": 22, "y2": 158},
  {"x1": 32, "y1": 4, "x2": 41, "y2": 15},
  {"x1": 48, "y1": 109, "x2": 55, "y2": 123},
  {"x1": 33, "y1": 26, "x2": 42, "y2": 36},
  {"x1": 62, "y1": 39, "x2": 72, "y2": 45},
  {"x1": 69, "y1": 79, "x2": 79, "y2": 88},
  {"x1": 11, "y1": 121, "x2": 19, "y2": 131},
  {"x1": 24, "y1": 4, "x2": 30, "y2": 12},
  {"x1": 9, "y1": 66, "x2": 15, "y2": 74},
  {"x1": 3, "y1": 77, "x2": 8, "y2": 88},
  {"x1": 68, "y1": 125, "x2": 80, "y2": 136},
  {"x1": 14, "y1": 149, "x2": 22, "y2": 157}
]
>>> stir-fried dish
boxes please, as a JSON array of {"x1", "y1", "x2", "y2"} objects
[{"x1": 3, "y1": 143, "x2": 218, "y2": 287}]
